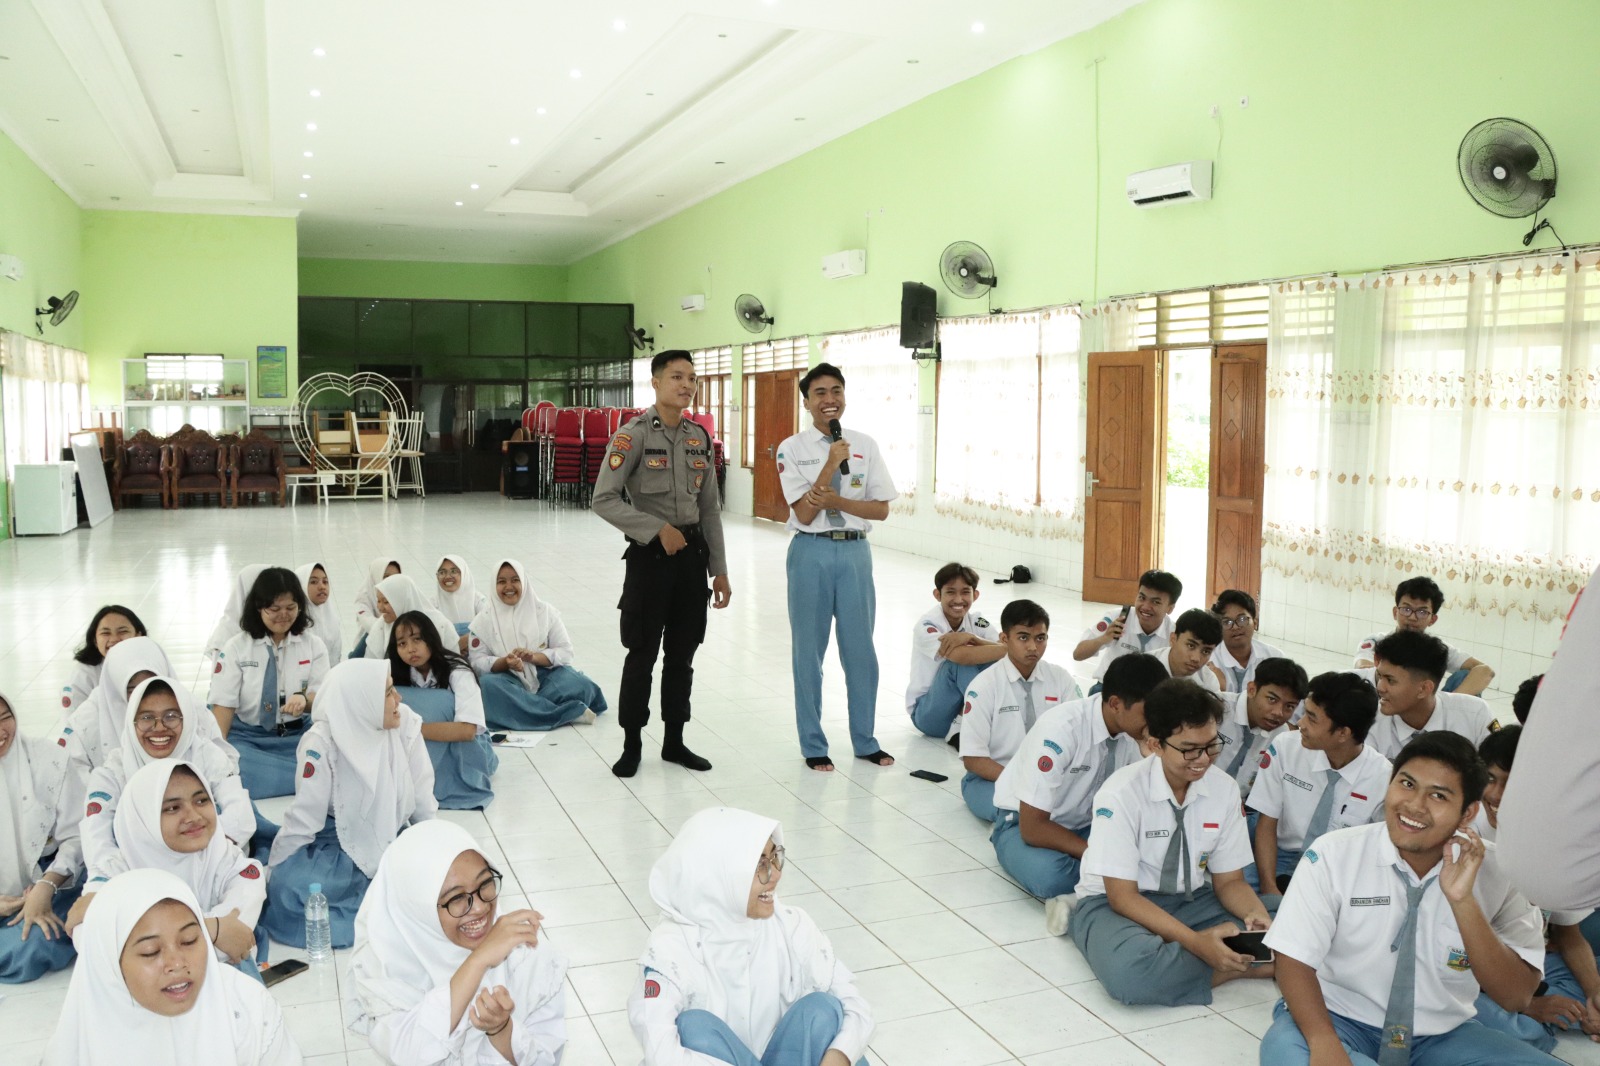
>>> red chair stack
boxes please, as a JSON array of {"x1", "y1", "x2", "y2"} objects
[
  {"x1": 549, "y1": 408, "x2": 586, "y2": 502},
  {"x1": 580, "y1": 408, "x2": 613, "y2": 493}
]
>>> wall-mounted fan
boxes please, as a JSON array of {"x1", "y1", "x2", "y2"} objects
[
  {"x1": 626, "y1": 325, "x2": 655, "y2": 352},
  {"x1": 1458, "y1": 118, "x2": 1563, "y2": 246},
  {"x1": 939, "y1": 242, "x2": 998, "y2": 300},
  {"x1": 35, "y1": 290, "x2": 78, "y2": 334},
  {"x1": 735, "y1": 293, "x2": 774, "y2": 334}
]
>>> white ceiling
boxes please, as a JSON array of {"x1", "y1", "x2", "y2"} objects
[{"x1": 0, "y1": 0, "x2": 1141, "y2": 266}]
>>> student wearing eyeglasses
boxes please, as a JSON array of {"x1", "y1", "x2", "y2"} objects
[
  {"x1": 1209, "y1": 590, "x2": 1286, "y2": 694},
  {"x1": 1067, "y1": 680, "x2": 1280, "y2": 1007},
  {"x1": 1354, "y1": 577, "x2": 1495, "y2": 695}
]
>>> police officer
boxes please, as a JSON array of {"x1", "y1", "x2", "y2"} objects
[{"x1": 593, "y1": 349, "x2": 731, "y2": 778}]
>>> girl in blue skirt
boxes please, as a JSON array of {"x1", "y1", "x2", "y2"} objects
[{"x1": 388, "y1": 610, "x2": 499, "y2": 810}]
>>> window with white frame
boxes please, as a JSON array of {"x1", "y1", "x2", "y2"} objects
[
  {"x1": 742, "y1": 336, "x2": 808, "y2": 467},
  {"x1": 693, "y1": 345, "x2": 733, "y2": 443},
  {"x1": 0, "y1": 330, "x2": 92, "y2": 478}
]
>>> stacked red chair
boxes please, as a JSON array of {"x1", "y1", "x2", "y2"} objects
[
  {"x1": 685, "y1": 410, "x2": 727, "y2": 495},
  {"x1": 580, "y1": 408, "x2": 613, "y2": 497},
  {"x1": 550, "y1": 408, "x2": 585, "y2": 503},
  {"x1": 529, "y1": 402, "x2": 555, "y2": 497}
]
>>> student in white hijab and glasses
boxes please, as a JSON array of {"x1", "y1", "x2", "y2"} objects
[
  {"x1": 355, "y1": 556, "x2": 404, "y2": 641},
  {"x1": 42, "y1": 867, "x2": 301, "y2": 1066},
  {"x1": 0, "y1": 690, "x2": 83, "y2": 984},
  {"x1": 432, "y1": 554, "x2": 485, "y2": 651},
  {"x1": 365, "y1": 573, "x2": 461, "y2": 663},
  {"x1": 630, "y1": 807, "x2": 874, "y2": 1066},
  {"x1": 263, "y1": 659, "x2": 436, "y2": 950},
  {"x1": 204, "y1": 564, "x2": 270, "y2": 664},
  {"x1": 295, "y1": 560, "x2": 344, "y2": 664},
  {"x1": 467, "y1": 559, "x2": 608, "y2": 731},
  {"x1": 347, "y1": 819, "x2": 567, "y2": 1065}
]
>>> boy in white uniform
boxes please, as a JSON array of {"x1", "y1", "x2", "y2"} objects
[
  {"x1": 1368, "y1": 630, "x2": 1499, "y2": 761},
  {"x1": 906, "y1": 562, "x2": 1004, "y2": 741},
  {"x1": 959, "y1": 600, "x2": 1078, "y2": 822},
  {"x1": 1217, "y1": 657, "x2": 1306, "y2": 801},
  {"x1": 1210, "y1": 589, "x2": 1287, "y2": 693},
  {"x1": 1067, "y1": 680, "x2": 1280, "y2": 1006},
  {"x1": 1260, "y1": 731, "x2": 1556, "y2": 1065},
  {"x1": 1354, "y1": 576, "x2": 1495, "y2": 696},
  {"x1": 1250, "y1": 671, "x2": 1391, "y2": 896},
  {"x1": 1073, "y1": 569, "x2": 1181, "y2": 682},
  {"x1": 1158, "y1": 609, "x2": 1228, "y2": 693}
]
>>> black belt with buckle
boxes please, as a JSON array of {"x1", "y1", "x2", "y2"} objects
[
  {"x1": 799, "y1": 529, "x2": 865, "y2": 541},
  {"x1": 678, "y1": 523, "x2": 703, "y2": 540},
  {"x1": 275, "y1": 718, "x2": 307, "y2": 737}
]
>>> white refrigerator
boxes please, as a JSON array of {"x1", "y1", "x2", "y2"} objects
[{"x1": 12, "y1": 462, "x2": 78, "y2": 535}]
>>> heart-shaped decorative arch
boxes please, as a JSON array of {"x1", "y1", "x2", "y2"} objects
[{"x1": 292, "y1": 371, "x2": 409, "y2": 472}]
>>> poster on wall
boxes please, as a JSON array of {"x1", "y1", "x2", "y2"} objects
[{"x1": 257, "y1": 345, "x2": 288, "y2": 398}]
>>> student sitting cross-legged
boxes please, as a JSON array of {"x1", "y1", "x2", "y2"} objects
[
  {"x1": 1367, "y1": 630, "x2": 1498, "y2": 762},
  {"x1": 906, "y1": 562, "x2": 1005, "y2": 742},
  {"x1": 1072, "y1": 569, "x2": 1182, "y2": 683},
  {"x1": 1158, "y1": 609, "x2": 1228, "y2": 693},
  {"x1": 1259, "y1": 732, "x2": 1558, "y2": 1065},
  {"x1": 958, "y1": 599, "x2": 1078, "y2": 822},
  {"x1": 1209, "y1": 590, "x2": 1286, "y2": 693},
  {"x1": 1354, "y1": 576, "x2": 1495, "y2": 695},
  {"x1": 1249, "y1": 671, "x2": 1391, "y2": 897},
  {"x1": 1066, "y1": 679, "x2": 1280, "y2": 1006}
]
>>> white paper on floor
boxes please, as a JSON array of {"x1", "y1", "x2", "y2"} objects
[{"x1": 491, "y1": 732, "x2": 546, "y2": 749}]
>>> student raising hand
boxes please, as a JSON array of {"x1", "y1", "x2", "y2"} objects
[{"x1": 1439, "y1": 825, "x2": 1486, "y2": 902}]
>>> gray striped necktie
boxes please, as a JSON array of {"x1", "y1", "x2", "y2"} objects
[
  {"x1": 1159, "y1": 801, "x2": 1193, "y2": 899},
  {"x1": 1377, "y1": 868, "x2": 1436, "y2": 1066},
  {"x1": 1230, "y1": 665, "x2": 1247, "y2": 690},
  {"x1": 826, "y1": 468, "x2": 846, "y2": 527},
  {"x1": 1086, "y1": 737, "x2": 1118, "y2": 798},
  {"x1": 1303, "y1": 768, "x2": 1344, "y2": 848},
  {"x1": 1021, "y1": 678, "x2": 1036, "y2": 728},
  {"x1": 1224, "y1": 729, "x2": 1253, "y2": 778}
]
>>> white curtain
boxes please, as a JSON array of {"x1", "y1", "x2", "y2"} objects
[
  {"x1": 820, "y1": 326, "x2": 918, "y2": 507},
  {"x1": 1037, "y1": 306, "x2": 1085, "y2": 541},
  {"x1": 630, "y1": 356, "x2": 652, "y2": 407},
  {"x1": 1, "y1": 329, "x2": 92, "y2": 479}
]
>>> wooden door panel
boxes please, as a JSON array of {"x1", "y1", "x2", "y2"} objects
[
  {"x1": 1207, "y1": 344, "x2": 1266, "y2": 604},
  {"x1": 1093, "y1": 365, "x2": 1144, "y2": 492},
  {"x1": 751, "y1": 370, "x2": 799, "y2": 522},
  {"x1": 1083, "y1": 351, "x2": 1161, "y2": 604}
]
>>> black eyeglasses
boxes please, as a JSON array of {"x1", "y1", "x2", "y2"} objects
[
  {"x1": 438, "y1": 871, "x2": 502, "y2": 917},
  {"x1": 756, "y1": 846, "x2": 786, "y2": 885},
  {"x1": 1161, "y1": 735, "x2": 1229, "y2": 762}
]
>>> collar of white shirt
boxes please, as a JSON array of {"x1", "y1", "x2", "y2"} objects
[
  {"x1": 1141, "y1": 750, "x2": 1222, "y2": 808},
  {"x1": 1367, "y1": 825, "x2": 1442, "y2": 884}
]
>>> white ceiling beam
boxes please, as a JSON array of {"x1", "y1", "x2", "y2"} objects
[
  {"x1": 214, "y1": 0, "x2": 272, "y2": 197},
  {"x1": 489, "y1": 190, "x2": 592, "y2": 217}
]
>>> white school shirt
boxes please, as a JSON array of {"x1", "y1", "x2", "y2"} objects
[
  {"x1": 904, "y1": 607, "x2": 997, "y2": 713},
  {"x1": 407, "y1": 664, "x2": 487, "y2": 731},
  {"x1": 959, "y1": 659, "x2": 1078, "y2": 766},
  {"x1": 1263, "y1": 822, "x2": 1545, "y2": 1037},
  {"x1": 1075, "y1": 756, "x2": 1254, "y2": 900},
  {"x1": 1215, "y1": 690, "x2": 1287, "y2": 799},
  {"x1": 1246, "y1": 732, "x2": 1392, "y2": 851},
  {"x1": 209, "y1": 631, "x2": 331, "y2": 729},
  {"x1": 1210, "y1": 638, "x2": 1286, "y2": 694},
  {"x1": 60, "y1": 660, "x2": 100, "y2": 721},
  {"x1": 1365, "y1": 692, "x2": 1498, "y2": 762},
  {"x1": 775, "y1": 425, "x2": 897, "y2": 534},
  {"x1": 993, "y1": 694, "x2": 1144, "y2": 827},
  {"x1": 1157, "y1": 648, "x2": 1225, "y2": 694},
  {"x1": 1354, "y1": 631, "x2": 1470, "y2": 672},
  {"x1": 1078, "y1": 613, "x2": 1174, "y2": 681}
]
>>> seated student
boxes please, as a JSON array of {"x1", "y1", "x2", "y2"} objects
[
  {"x1": 295, "y1": 560, "x2": 343, "y2": 664},
  {"x1": 1354, "y1": 576, "x2": 1495, "y2": 695},
  {"x1": 1067, "y1": 680, "x2": 1279, "y2": 1006},
  {"x1": 468, "y1": 559, "x2": 607, "y2": 731},
  {"x1": 1367, "y1": 629, "x2": 1498, "y2": 761},
  {"x1": 1259, "y1": 732, "x2": 1557, "y2": 1066},
  {"x1": 958, "y1": 599, "x2": 1077, "y2": 822},
  {"x1": 204, "y1": 564, "x2": 269, "y2": 665},
  {"x1": 1157, "y1": 608, "x2": 1228, "y2": 693},
  {"x1": 1073, "y1": 569, "x2": 1182, "y2": 682},
  {"x1": 61, "y1": 635, "x2": 183, "y2": 776},
  {"x1": 82, "y1": 678, "x2": 252, "y2": 885},
  {"x1": 347, "y1": 820, "x2": 567, "y2": 1066},
  {"x1": 44, "y1": 868, "x2": 300, "y2": 1065},
  {"x1": 264, "y1": 659, "x2": 436, "y2": 950},
  {"x1": 355, "y1": 556, "x2": 403, "y2": 636},
  {"x1": 363, "y1": 573, "x2": 459, "y2": 662},
  {"x1": 906, "y1": 562, "x2": 1004, "y2": 741},
  {"x1": 990, "y1": 654, "x2": 1168, "y2": 919},
  {"x1": 1216, "y1": 657, "x2": 1306, "y2": 801},
  {"x1": 1511, "y1": 674, "x2": 1542, "y2": 724},
  {"x1": 629, "y1": 807, "x2": 873, "y2": 1066},
  {"x1": 209, "y1": 566, "x2": 331, "y2": 800},
  {"x1": 1249, "y1": 671, "x2": 1391, "y2": 896},
  {"x1": 0, "y1": 690, "x2": 82, "y2": 984},
  {"x1": 1209, "y1": 590, "x2": 1285, "y2": 693},
  {"x1": 431, "y1": 554, "x2": 486, "y2": 650},
  {"x1": 388, "y1": 610, "x2": 499, "y2": 810},
  {"x1": 60, "y1": 605, "x2": 147, "y2": 721},
  {"x1": 1469, "y1": 726, "x2": 1600, "y2": 1051}
]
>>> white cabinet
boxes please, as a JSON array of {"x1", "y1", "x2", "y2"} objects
[{"x1": 12, "y1": 462, "x2": 77, "y2": 535}]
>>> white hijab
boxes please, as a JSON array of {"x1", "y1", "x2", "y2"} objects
[
  {"x1": 114, "y1": 677, "x2": 206, "y2": 776},
  {"x1": 319, "y1": 660, "x2": 421, "y2": 877},
  {"x1": 367, "y1": 575, "x2": 459, "y2": 660},
  {"x1": 431, "y1": 554, "x2": 484, "y2": 625},
  {"x1": 469, "y1": 559, "x2": 555, "y2": 692},
  {"x1": 113, "y1": 760, "x2": 258, "y2": 910},
  {"x1": 355, "y1": 557, "x2": 403, "y2": 628},
  {"x1": 294, "y1": 561, "x2": 343, "y2": 663},
  {"x1": 205, "y1": 564, "x2": 269, "y2": 661},
  {"x1": 1, "y1": 692, "x2": 69, "y2": 896},
  {"x1": 346, "y1": 820, "x2": 566, "y2": 1041},
  {"x1": 43, "y1": 868, "x2": 294, "y2": 1066},
  {"x1": 643, "y1": 808, "x2": 834, "y2": 1058},
  {"x1": 66, "y1": 637, "x2": 178, "y2": 769}
]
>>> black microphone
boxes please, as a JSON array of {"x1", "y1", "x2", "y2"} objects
[{"x1": 827, "y1": 418, "x2": 849, "y2": 475}]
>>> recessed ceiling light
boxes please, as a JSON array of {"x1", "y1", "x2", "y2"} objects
[
  {"x1": 536, "y1": 107, "x2": 547, "y2": 115},
  {"x1": 309, "y1": 89, "x2": 321, "y2": 97},
  {"x1": 191, "y1": 108, "x2": 200, "y2": 113},
  {"x1": 794, "y1": 117, "x2": 805, "y2": 122},
  {"x1": 299, "y1": 192, "x2": 308, "y2": 198},
  {"x1": 173, "y1": 53, "x2": 184, "y2": 58},
  {"x1": 306, "y1": 122, "x2": 317, "y2": 131},
  {"x1": 613, "y1": 18, "x2": 626, "y2": 31},
  {"x1": 301, "y1": 173, "x2": 311, "y2": 180},
  {"x1": 470, "y1": 183, "x2": 480, "y2": 190},
  {"x1": 593, "y1": 136, "x2": 601, "y2": 141},
  {"x1": 312, "y1": 47, "x2": 326, "y2": 57},
  {"x1": 569, "y1": 68, "x2": 582, "y2": 78},
  {"x1": 303, "y1": 150, "x2": 313, "y2": 158},
  {"x1": 510, "y1": 137, "x2": 520, "y2": 145},
  {"x1": 971, "y1": 21, "x2": 985, "y2": 33},
  {"x1": 717, "y1": 33, "x2": 728, "y2": 38},
  {"x1": 455, "y1": 201, "x2": 463, "y2": 207}
]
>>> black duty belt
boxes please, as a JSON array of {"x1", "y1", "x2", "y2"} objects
[
  {"x1": 678, "y1": 524, "x2": 703, "y2": 540},
  {"x1": 797, "y1": 530, "x2": 866, "y2": 541}
]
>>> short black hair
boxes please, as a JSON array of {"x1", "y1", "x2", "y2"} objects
[
  {"x1": 1253, "y1": 657, "x2": 1308, "y2": 699},
  {"x1": 1000, "y1": 599, "x2": 1049, "y2": 631},
  {"x1": 1210, "y1": 589, "x2": 1257, "y2": 618},
  {"x1": 1143, "y1": 679, "x2": 1225, "y2": 742},
  {"x1": 1373, "y1": 629, "x2": 1448, "y2": 686},
  {"x1": 1138, "y1": 569, "x2": 1183, "y2": 604},
  {"x1": 1391, "y1": 731, "x2": 1488, "y2": 810},
  {"x1": 74, "y1": 605, "x2": 149, "y2": 666},
  {"x1": 934, "y1": 562, "x2": 980, "y2": 590},
  {"x1": 1478, "y1": 723, "x2": 1522, "y2": 772},
  {"x1": 240, "y1": 566, "x2": 312, "y2": 639},
  {"x1": 1305, "y1": 670, "x2": 1379, "y2": 743},
  {"x1": 386, "y1": 610, "x2": 469, "y2": 686},
  {"x1": 650, "y1": 349, "x2": 693, "y2": 375},
  {"x1": 1511, "y1": 674, "x2": 1542, "y2": 724},
  {"x1": 1172, "y1": 607, "x2": 1222, "y2": 647},
  {"x1": 1102, "y1": 653, "x2": 1169, "y2": 708},
  {"x1": 1395, "y1": 576, "x2": 1445, "y2": 613},
  {"x1": 798, "y1": 362, "x2": 845, "y2": 395}
]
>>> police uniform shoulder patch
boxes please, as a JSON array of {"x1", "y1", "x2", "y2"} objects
[
  {"x1": 1487, "y1": 718, "x2": 1501, "y2": 732},
  {"x1": 608, "y1": 451, "x2": 625, "y2": 470},
  {"x1": 693, "y1": 472, "x2": 704, "y2": 490}
]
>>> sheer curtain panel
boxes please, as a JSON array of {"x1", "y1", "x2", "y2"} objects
[
  {"x1": 0, "y1": 330, "x2": 92, "y2": 480},
  {"x1": 820, "y1": 326, "x2": 918, "y2": 506}
]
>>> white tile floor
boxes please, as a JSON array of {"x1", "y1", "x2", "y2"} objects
[{"x1": 4, "y1": 496, "x2": 1590, "y2": 1066}]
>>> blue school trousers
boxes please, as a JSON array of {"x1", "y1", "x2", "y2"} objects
[
  {"x1": 678, "y1": 991, "x2": 868, "y2": 1066},
  {"x1": 1473, "y1": 950, "x2": 1589, "y2": 1053},
  {"x1": 786, "y1": 535, "x2": 881, "y2": 759},
  {"x1": 961, "y1": 773, "x2": 998, "y2": 822},
  {"x1": 990, "y1": 809, "x2": 1089, "y2": 899},
  {"x1": 398, "y1": 685, "x2": 499, "y2": 809},
  {"x1": 1260, "y1": 997, "x2": 1561, "y2": 1065},
  {"x1": 911, "y1": 660, "x2": 990, "y2": 738},
  {"x1": 479, "y1": 668, "x2": 605, "y2": 731}
]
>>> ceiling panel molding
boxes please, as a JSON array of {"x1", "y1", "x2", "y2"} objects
[
  {"x1": 212, "y1": 0, "x2": 271, "y2": 196},
  {"x1": 491, "y1": 191, "x2": 592, "y2": 218}
]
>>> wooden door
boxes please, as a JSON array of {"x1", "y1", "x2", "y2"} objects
[
  {"x1": 1207, "y1": 344, "x2": 1267, "y2": 602},
  {"x1": 751, "y1": 369, "x2": 800, "y2": 522},
  {"x1": 1082, "y1": 351, "x2": 1163, "y2": 603}
]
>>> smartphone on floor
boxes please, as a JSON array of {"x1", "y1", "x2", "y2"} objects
[{"x1": 262, "y1": 959, "x2": 310, "y2": 987}]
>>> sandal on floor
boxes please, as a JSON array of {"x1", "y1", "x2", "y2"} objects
[
  {"x1": 856, "y1": 750, "x2": 895, "y2": 766},
  {"x1": 805, "y1": 756, "x2": 835, "y2": 771}
]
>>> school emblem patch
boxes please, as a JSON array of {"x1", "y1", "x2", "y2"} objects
[
  {"x1": 1198, "y1": 852, "x2": 1210, "y2": 871},
  {"x1": 850, "y1": 474, "x2": 864, "y2": 488},
  {"x1": 1042, "y1": 739, "x2": 1063, "y2": 754},
  {"x1": 214, "y1": 661, "x2": 223, "y2": 674},
  {"x1": 608, "y1": 452, "x2": 625, "y2": 470},
  {"x1": 1259, "y1": 750, "x2": 1272, "y2": 770},
  {"x1": 57, "y1": 737, "x2": 67, "y2": 747},
  {"x1": 1096, "y1": 621, "x2": 1108, "y2": 632},
  {"x1": 1446, "y1": 947, "x2": 1470, "y2": 971},
  {"x1": 302, "y1": 762, "x2": 315, "y2": 779},
  {"x1": 643, "y1": 979, "x2": 661, "y2": 999},
  {"x1": 61, "y1": 695, "x2": 71, "y2": 708},
  {"x1": 1487, "y1": 719, "x2": 1501, "y2": 732},
  {"x1": 777, "y1": 463, "x2": 785, "y2": 473},
  {"x1": 926, "y1": 626, "x2": 938, "y2": 634},
  {"x1": 962, "y1": 701, "x2": 972, "y2": 715},
  {"x1": 1037, "y1": 755, "x2": 1054, "y2": 772},
  {"x1": 86, "y1": 802, "x2": 102, "y2": 816},
  {"x1": 240, "y1": 866, "x2": 262, "y2": 880}
]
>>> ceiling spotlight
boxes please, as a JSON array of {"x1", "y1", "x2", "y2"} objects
[
  {"x1": 569, "y1": 69, "x2": 582, "y2": 79},
  {"x1": 303, "y1": 150, "x2": 313, "y2": 157},
  {"x1": 470, "y1": 183, "x2": 480, "y2": 190},
  {"x1": 455, "y1": 201, "x2": 464, "y2": 207},
  {"x1": 309, "y1": 89, "x2": 321, "y2": 97},
  {"x1": 536, "y1": 107, "x2": 547, "y2": 115},
  {"x1": 311, "y1": 47, "x2": 325, "y2": 57},
  {"x1": 613, "y1": 18, "x2": 626, "y2": 31},
  {"x1": 971, "y1": 21, "x2": 985, "y2": 33},
  {"x1": 299, "y1": 192, "x2": 308, "y2": 198},
  {"x1": 510, "y1": 137, "x2": 520, "y2": 145},
  {"x1": 301, "y1": 173, "x2": 311, "y2": 180},
  {"x1": 306, "y1": 122, "x2": 317, "y2": 131}
]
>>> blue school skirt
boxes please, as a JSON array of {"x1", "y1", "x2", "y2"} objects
[
  {"x1": 262, "y1": 823, "x2": 369, "y2": 950},
  {"x1": 479, "y1": 666, "x2": 607, "y2": 731},
  {"x1": 0, "y1": 880, "x2": 80, "y2": 984},
  {"x1": 229, "y1": 716, "x2": 307, "y2": 800},
  {"x1": 398, "y1": 685, "x2": 499, "y2": 810}
]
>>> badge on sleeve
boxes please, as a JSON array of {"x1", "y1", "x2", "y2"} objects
[
  {"x1": 1037, "y1": 755, "x2": 1054, "y2": 772},
  {"x1": 86, "y1": 802, "x2": 103, "y2": 816},
  {"x1": 613, "y1": 433, "x2": 633, "y2": 451},
  {"x1": 777, "y1": 463, "x2": 785, "y2": 473},
  {"x1": 240, "y1": 865, "x2": 262, "y2": 880},
  {"x1": 609, "y1": 452, "x2": 625, "y2": 470},
  {"x1": 1095, "y1": 807, "x2": 1114, "y2": 820},
  {"x1": 691, "y1": 458, "x2": 708, "y2": 470},
  {"x1": 962, "y1": 701, "x2": 971, "y2": 715},
  {"x1": 60, "y1": 692, "x2": 71, "y2": 709},
  {"x1": 302, "y1": 761, "x2": 316, "y2": 779}
]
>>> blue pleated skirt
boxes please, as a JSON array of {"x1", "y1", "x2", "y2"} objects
[
  {"x1": 399, "y1": 685, "x2": 499, "y2": 810},
  {"x1": 479, "y1": 666, "x2": 607, "y2": 731},
  {"x1": 0, "y1": 881, "x2": 79, "y2": 984},
  {"x1": 262, "y1": 823, "x2": 369, "y2": 950},
  {"x1": 229, "y1": 716, "x2": 307, "y2": 800}
]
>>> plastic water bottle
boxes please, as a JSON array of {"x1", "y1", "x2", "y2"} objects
[{"x1": 305, "y1": 883, "x2": 331, "y2": 962}]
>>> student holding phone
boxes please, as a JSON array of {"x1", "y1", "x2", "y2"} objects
[{"x1": 1073, "y1": 571, "x2": 1182, "y2": 682}]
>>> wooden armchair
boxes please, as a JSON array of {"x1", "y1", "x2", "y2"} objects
[
  {"x1": 168, "y1": 430, "x2": 229, "y2": 507},
  {"x1": 113, "y1": 429, "x2": 171, "y2": 509},
  {"x1": 230, "y1": 429, "x2": 287, "y2": 507}
]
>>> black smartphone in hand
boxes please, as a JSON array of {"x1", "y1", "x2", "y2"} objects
[{"x1": 1222, "y1": 930, "x2": 1273, "y2": 963}]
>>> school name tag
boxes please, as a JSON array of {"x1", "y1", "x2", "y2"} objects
[
  {"x1": 1350, "y1": 896, "x2": 1391, "y2": 907},
  {"x1": 1284, "y1": 773, "x2": 1315, "y2": 792},
  {"x1": 1145, "y1": 829, "x2": 1171, "y2": 839}
]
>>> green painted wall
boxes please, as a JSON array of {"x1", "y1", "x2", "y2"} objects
[
  {"x1": 567, "y1": 0, "x2": 1600, "y2": 350},
  {"x1": 299, "y1": 258, "x2": 569, "y2": 302},
  {"x1": 82, "y1": 212, "x2": 299, "y2": 406}
]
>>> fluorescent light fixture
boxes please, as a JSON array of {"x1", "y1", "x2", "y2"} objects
[
  {"x1": 299, "y1": 192, "x2": 308, "y2": 198},
  {"x1": 454, "y1": 201, "x2": 464, "y2": 207},
  {"x1": 303, "y1": 150, "x2": 313, "y2": 157},
  {"x1": 569, "y1": 68, "x2": 582, "y2": 79},
  {"x1": 613, "y1": 18, "x2": 626, "y2": 31}
]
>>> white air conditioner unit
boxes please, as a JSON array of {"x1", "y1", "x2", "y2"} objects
[
  {"x1": 680, "y1": 294, "x2": 706, "y2": 313},
  {"x1": 1127, "y1": 161, "x2": 1213, "y2": 208},
  {"x1": 0, "y1": 254, "x2": 22, "y2": 282},
  {"x1": 821, "y1": 249, "x2": 867, "y2": 280}
]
